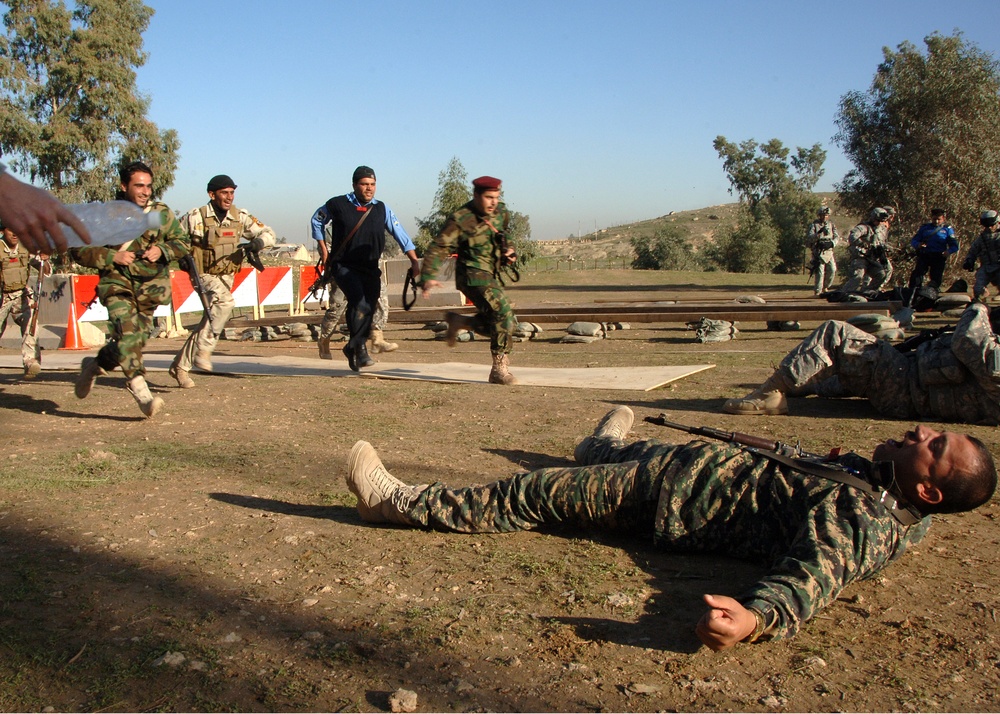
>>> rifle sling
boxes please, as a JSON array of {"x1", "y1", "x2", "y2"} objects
[
  {"x1": 753, "y1": 447, "x2": 923, "y2": 527},
  {"x1": 329, "y1": 204, "x2": 375, "y2": 264}
]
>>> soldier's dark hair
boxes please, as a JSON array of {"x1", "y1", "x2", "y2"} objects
[
  {"x1": 924, "y1": 436, "x2": 997, "y2": 514},
  {"x1": 120, "y1": 161, "x2": 153, "y2": 186}
]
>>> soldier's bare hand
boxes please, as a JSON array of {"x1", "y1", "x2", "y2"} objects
[
  {"x1": 421, "y1": 279, "x2": 441, "y2": 298},
  {"x1": 695, "y1": 594, "x2": 757, "y2": 651},
  {"x1": 113, "y1": 250, "x2": 136, "y2": 266},
  {"x1": 143, "y1": 245, "x2": 163, "y2": 263}
]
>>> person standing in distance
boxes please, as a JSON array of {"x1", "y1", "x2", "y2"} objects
[
  {"x1": 806, "y1": 206, "x2": 839, "y2": 295},
  {"x1": 71, "y1": 161, "x2": 190, "y2": 417},
  {"x1": 168, "y1": 175, "x2": 276, "y2": 389},
  {"x1": 420, "y1": 176, "x2": 519, "y2": 385},
  {"x1": 310, "y1": 166, "x2": 419, "y2": 371},
  {"x1": 0, "y1": 221, "x2": 49, "y2": 378},
  {"x1": 909, "y1": 208, "x2": 958, "y2": 289}
]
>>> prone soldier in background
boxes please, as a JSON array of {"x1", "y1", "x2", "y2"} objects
[
  {"x1": 169, "y1": 175, "x2": 276, "y2": 389},
  {"x1": 806, "y1": 206, "x2": 839, "y2": 295},
  {"x1": 0, "y1": 220, "x2": 49, "y2": 378},
  {"x1": 71, "y1": 161, "x2": 190, "y2": 417},
  {"x1": 962, "y1": 210, "x2": 1000, "y2": 301}
]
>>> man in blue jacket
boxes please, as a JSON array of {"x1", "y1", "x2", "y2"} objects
[{"x1": 909, "y1": 208, "x2": 959, "y2": 289}]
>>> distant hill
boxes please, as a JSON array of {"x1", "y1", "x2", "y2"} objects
[{"x1": 534, "y1": 192, "x2": 855, "y2": 263}]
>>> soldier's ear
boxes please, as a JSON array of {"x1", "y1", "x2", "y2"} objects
[{"x1": 915, "y1": 481, "x2": 944, "y2": 505}]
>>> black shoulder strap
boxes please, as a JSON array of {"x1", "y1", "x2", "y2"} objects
[{"x1": 757, "y1": 448, "x2": 924, "y2": 526}]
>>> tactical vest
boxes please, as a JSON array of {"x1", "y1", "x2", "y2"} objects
[
  {"x1": 1, "y1": 242, "x2": 29, "y2": 292},
  {"x1": 190, "y1": 205, "x2": 243, "y2": 275},
  {"x1": 977, "y1": 230, "x2": 1000, "y2": 267}
]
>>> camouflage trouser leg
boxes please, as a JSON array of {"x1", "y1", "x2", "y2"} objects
[
  {"x1": 458, "y1": 278, "x2": 517, "y2": 355},
  {"x1": 101, "y1": 293, "x2": 155, "y2": 378},
  {"x1": 1, "y1": 289, "x2": 38, "y2": 365},
  {"x1": 372, "y1": 272, "x2": 390, "y2": 332},
  {"x1": 404, "y1": 460, "x2": 660, "y2": 535},
  {"x1": 320, "y1": 284, "x2": 347, "y2": 342},
  {"x1": 840, "y1": 259, "x2": 867, "y2": 293},
  {"x1": 175, "y1": 273, "x2": 235, "y2": 371},
  {"x1": 815, "y1": 257, "x2": 836, "y2": 293},
  {"x1": 774, "y1": 320, "x2": 916, "y2": 417},
  {"x1": 974, "y1": 267, "x2": 1000, "y2": 298}
]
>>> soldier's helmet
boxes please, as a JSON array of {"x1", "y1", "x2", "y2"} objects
[
  {"x1": 982, "y1": 210, "x2": 999, "y2": 228},
  {"x1": 818, "y1": 206, "x2": 831, "y2": 216},
  {"x1": 870, "y1": 207, "x2": 890, "y2": 222}
]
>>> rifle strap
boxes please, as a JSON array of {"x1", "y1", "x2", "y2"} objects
[
  {"x1": 753, "y1": 447, "x2": 923, "y2": 526},
  {"x1": 329, "y1": 203, "x2": 375, "y2": 263}
]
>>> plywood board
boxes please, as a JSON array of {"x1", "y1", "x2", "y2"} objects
[{"x1": 0, "y1": 353, "x2": 714, "y2": 392}]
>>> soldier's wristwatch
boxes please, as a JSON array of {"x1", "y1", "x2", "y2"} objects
[{"x1": 743, "y1": 606, "x2": 767, "y2": 643}]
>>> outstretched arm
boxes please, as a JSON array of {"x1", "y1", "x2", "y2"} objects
[{"x1": 0, "y1": 166, "x2": 91, "y2": 252}]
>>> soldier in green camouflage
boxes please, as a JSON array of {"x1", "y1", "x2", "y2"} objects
[
  {"x1": 71, "y1": 161, "x2": 190, "y2": 417},
  {"x1": 724, "y1": 301, "x2": 1000, "y2": 423},
  {"x1": 345, "y1": 405, "x2": 996, "y2": 650},
  {"x1": 420, "y1": 176, "x2": 519, "y2": 385},
  {"x1": 962, "y1": 210, "x2": 1000, "y2": 300}
]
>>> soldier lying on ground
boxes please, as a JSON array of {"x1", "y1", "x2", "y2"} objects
[
  {"x1": 723, "y1": 301, "x2": 1000, "y2": 424},
  {"x1": 344, "y1": 406, "x2": 996, "y2": 650}
]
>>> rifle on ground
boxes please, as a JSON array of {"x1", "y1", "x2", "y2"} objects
[
  {"x1": 178, "y1": 254, "x2": 215, "y2": 332},
  {"x1": 642, "y1": 414, "x2": 923, "y2": 526}
]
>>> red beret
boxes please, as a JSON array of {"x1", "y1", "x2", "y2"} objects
[{"x1": 472, "y1": 175, "x2": 502, "y2": 191}]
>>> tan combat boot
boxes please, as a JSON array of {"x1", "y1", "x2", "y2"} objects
[
  {"x1": 575, "y1": 405, "x2": 634, "y2": 464},
  {"x1": 488, "y1": 353, "x2": 518, "y2": 385},
  {"x1": 722, "y1": 375, "x2": 790, "y2": 416},
  {"x1": 23, "y1": 360, "x2": 41, "y2": 379},
  {"x1": 75, "y1": 357, "x2": 107, "y2": 399},
  {"x1": 318, "y1": 334, "x2": 333, "y2": 360},
  {"x1": 193, "y1": 350, "x2": 213, "y2": 372},
  {"x1": 444, "y1": 311, "x2": 475, "y2": 347},
  {"x1": 369, "y1": 328, "x2": 398, "y2": 353},
  {"x1": 346, "y1": 440, "x2": 425, "y2": 525},
  {"x1": 126, "y1": 375, "x2": 164, "y2": 417},
  {"x1": 168, "y1": 359, "x2": 195, "y2": 389}
]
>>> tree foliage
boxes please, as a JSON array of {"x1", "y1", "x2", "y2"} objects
[
  {"x1": 705, "y1": 205, "x2": 781, "y2": 274},
  {"x1": 835, "y1": 32, "x2": 1000, "y2": 256},
  {"x1": 0, "y1": 0, "x2": 179, "y2": 202},
  {"x1": 630, "y1": 225, "x2": 702, "y2": 271},
  {"x1": 712, "y1": 136, "x2": 825, "y2": 273},
  {"x1": 414, "y1": 156, "x2": 535, "y2": 265}
]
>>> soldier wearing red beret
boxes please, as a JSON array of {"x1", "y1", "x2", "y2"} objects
[{"x1": 420, "y1": 176, "x2": 520, "y2": 385}]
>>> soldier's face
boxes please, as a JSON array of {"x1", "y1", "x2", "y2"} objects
[
  {"x1": 122, "y1": 171, "x2": 153, "y2": 207},
  {"x1": 474, "y1": 189, "x2": 501, "y2": 216},
  {"x1": 210, "y1": 188, "x2": 236, "y2": 212},
  {"x1": 2, "y1": 228, "x2": 18, "y2": 247},
  {"x1": 354, "y1": 178, "x2": 376, "y2": 204},
  {"x1": 874, "y1": 425, "x2": 978, "y2": 505}
]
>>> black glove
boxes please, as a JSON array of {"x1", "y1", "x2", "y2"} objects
[
  {"x1": 962, "y1": 258, "x2": 975, "y2": 272},
  {"x1": 248, "y1": 236, "x2": 266, "y2": 253}
]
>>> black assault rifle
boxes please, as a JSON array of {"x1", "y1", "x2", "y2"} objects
[
  {"x1": 178, "y1": 254, "x2": 215, "y2": 332},
  {"x1": 642, "y1": 414, "x2": 923, "y2": 526}
]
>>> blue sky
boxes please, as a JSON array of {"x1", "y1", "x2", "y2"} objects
[{"x1": 124, "y1": 2, "x2": 1000, "y2": 242}]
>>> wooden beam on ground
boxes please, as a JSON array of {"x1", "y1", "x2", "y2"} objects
[{"x1": 229, "y1": 301, "x2": 900, "y2": 328}]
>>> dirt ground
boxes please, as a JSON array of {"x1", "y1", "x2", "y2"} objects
[{"x1": 1, "y1": 270, "x2": 998, "y2": 713}]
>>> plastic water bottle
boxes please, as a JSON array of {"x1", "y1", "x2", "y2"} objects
[{"x1": 52, "y1": 201, "x2": 164, "y2": 249}]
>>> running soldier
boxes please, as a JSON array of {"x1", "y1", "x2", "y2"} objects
[
  {"x1": 840, "y1": 208, "x2": 891, "y2": 293},
  {"x1": 1, "y1": 221, "x2": 48, "y2": 378}
]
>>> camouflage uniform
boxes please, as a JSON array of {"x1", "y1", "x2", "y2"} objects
[
  {"x1": 172, "y1": 203, "x2": 276, "y2": 372},
  {"x1": 400, "y1": 433, "x2": 929, "y2": 642},
  {"x1": 768, "y1": 302, "x2": 1000, "y2": 424},
  {"x1": 841, "y1": 221, "x2": 889, "y2": 293},
  {"x1": 421, "y1": 201, "x2": 517, "y2": 355},
  {"x1": 0, "y1": 236, "x2": 43, "y2": 368},
  {"x1": 69, "y1": 202, "x2": 189, "y2": 378},
  {"x1": 964, "y1": 227, "x2": 1000, "y2": 299},
  {"x1": 807, "y1": 218, "x2": 839, "y2": 294}
]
